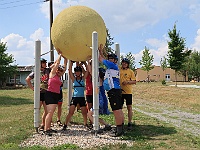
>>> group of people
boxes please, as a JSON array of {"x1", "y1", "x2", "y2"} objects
[{"x1": 26, "y1": 45, "x2": 136, "y2": 137}]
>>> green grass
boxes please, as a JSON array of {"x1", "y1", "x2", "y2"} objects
[{"x1": 0, "y1": 84, "x2": 200, "y2": 150}]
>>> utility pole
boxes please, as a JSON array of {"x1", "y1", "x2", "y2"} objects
[{"x1": 44, "y1": 0, "x2": 54, "y2": 61}]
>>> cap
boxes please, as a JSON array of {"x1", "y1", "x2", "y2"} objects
[
  {"x1": 122, "y1": 58, "x2": 130, "y2": 65},
  {"x1": 107, "y1": 53, "x2": 118, "y2": 60},
  {"x1": 40, "y1": 58, "x2": 47, "y2": 62}
]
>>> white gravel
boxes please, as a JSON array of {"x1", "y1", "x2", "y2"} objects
[{"x1": 20, "y1": 124, "x2": 133, "y2": 149}]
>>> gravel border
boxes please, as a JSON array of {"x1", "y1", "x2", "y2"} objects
[{"x1": 20, "y1": 124, "x2": 133, "y2": 149}]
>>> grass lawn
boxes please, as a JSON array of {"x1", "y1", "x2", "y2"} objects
[{"x1": 0, "y1": 82, "x2": 200, "y2": 150}]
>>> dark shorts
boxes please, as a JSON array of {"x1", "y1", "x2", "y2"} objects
[
  {"x1": 86, "y1": 95, "x2": 93, "y2": 103},
  {"x1": 40, "y1": 92, "x2": 46, "y2": 102},
  {"x1": 45, "y1": 91, "x2": 60, "y2": 105},
  {"x1": 70, "y1": 97, "x2": 86, "y2": 107},
  {"x1": 58, "y1": 89, "x2": 63, "y2": 104},
  {"x1": 121, "y1": 94, "x2": 132, "y2": 106},
  {"x1": 107, "y1": 89, "x2": 122, "y2": 111}
]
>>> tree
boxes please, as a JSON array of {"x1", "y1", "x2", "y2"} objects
[
  {"x1": 120, "y1": 52, "x2": 136, "y2": 71},
  {"x1": 167, "y1": 23, "x2": 191, "y2": 86},
  {"x1": 187, "y1": 50, "x2": 200, "y2": 82},
  {"x1": 0, "y1": 42, "x2": 17, "y2": 87},
  {"x1": 160, "y1": 56, "x2": 168, "y2": 79},
  {"x1": 139, "y1": 46, "x2": 154, "y2": 82},
  {"x1": 104, "y1": 28, "x2": 114, "y2": 54}
]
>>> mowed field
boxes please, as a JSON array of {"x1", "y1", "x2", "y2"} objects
[{"x1": 0, "y1": 82, "x2": 200, "y2": 150}]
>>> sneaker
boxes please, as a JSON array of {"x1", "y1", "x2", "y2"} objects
[
  {"x1": 110, "y1": 131, "x2": 123, "y2": 137},
  {"x1": 42, "y1": 130, "x2": 52, "y2": 136},
  {"x1": 39, "y1": 125, "x2": 44, "y2": 131},
  {"x1": 84, "y1": 124, "x2": 93, "y2": 130},
  {"x1": 127, "y1": 123, "x2": 133, "y2": 130},
  {"x1": 57, "y1": 120, "x2": 63, "y2": 127},
  {"x1": 91, "y1": 128, "x2": 103, "y2": 134},
  {"x1": 103, "y1": 125, "x2": 112, "y2": 131},
  {"x1": 50, "y1": 129, "x2": 57, "y2": 133},
  {"x1": 110, "y1": 125, "x2": 123, "y2": 137},
  {"x1": 62, "y1": 124, "x2": 67, "y2": 131}
]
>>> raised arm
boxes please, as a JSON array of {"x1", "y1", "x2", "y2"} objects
[
  {"x1": 98, "y1": 44, "x2": 105, "y2": 63},
  {"x1": 49, "y1": 54, "x2": 62, "y2": 78},
  {"x1": 68, "y1": 61, "x2": 75, "y2": 82},
  {"x1": 83, "y1": 60, "x2": 89, "y2": 80},
  {"x1": 60, "y1": 57, "x2": 68, "y2": 76}
]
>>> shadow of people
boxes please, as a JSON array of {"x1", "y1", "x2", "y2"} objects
[
  {"x1": 0, "y1": 96, "x2": 33, "y2": 106},
  {"x1": 122, "y1": 124, "x2": 177, "y2": 141}
]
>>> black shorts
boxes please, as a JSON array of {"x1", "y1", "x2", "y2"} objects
[
  {"x1": 107, "y1": 89, "x2": 122, "y2": 111},
  {"x1": 45, "y1": 91, "x2": 60, "y2": 105},
  {"x1": 58, "y1": 89, "x2": 63, "y2": 104},
  {"x1": 70, "y1": 97, "x2": 86, "y2": 107},
  {"x1": 86, "y1": 95, "x2": 93, "y2": 103},
  {"x1": 121, "y1": 94, "x2": 132, "y2": 106},
  {"x1": 40, "y1": 92, "x2": 46, "y2": 102}
]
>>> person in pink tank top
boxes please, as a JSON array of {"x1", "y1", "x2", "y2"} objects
[{"x1": 44, "y1": 53, "x2": 67, "y2": 136}]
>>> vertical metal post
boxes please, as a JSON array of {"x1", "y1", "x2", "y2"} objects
[
  {"x1": 115, "y1": 43, "x2": 120, "y2": 66},
  {"x1": 50, "y1": 0, "x2": 54, "y2": 61},
  {"x1": 67, "y1": 60, "x2": 72, "y2": 112},
  {"x1": 92, "y1": 31, "x2": 99, "y2": 133},
  {"x1": 34, "y1": 40, "x2": 41, "y2": 132}
]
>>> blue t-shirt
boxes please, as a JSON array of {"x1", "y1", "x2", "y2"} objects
[
  {"x1": 73, "y1": 78, "x2": 85, "y2": 97},
  {"x1": 102, "y1": 60, "x2": 120, "y2": 90}
]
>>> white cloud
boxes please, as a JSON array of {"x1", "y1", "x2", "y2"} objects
[
  {"x1": 191, "y1": 29, "x2": 200, "y2": 51},
  {"x1": 189, "y1": 3, "x2": 200, "y2": 26},
  {"x1": 134, "y1": 37, "x2": 168, "y2": 68},
  {"x1": 1, "y1": 29, "x2": 50, "y2": 66},
  {"x1": 39, "y1": 0, "x2": 199, "y2": 34}
]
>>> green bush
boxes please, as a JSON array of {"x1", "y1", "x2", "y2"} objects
[{"x1": 161, "y1": 80, "x2": 166, "y2": 85}]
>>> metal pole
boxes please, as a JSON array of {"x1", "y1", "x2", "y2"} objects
[
  {"x1": 50, "y1": 0, "x2": 54, "y2": 61},
  {"x1": 34, "y1": 40, "x2": 41, "y2": 132},
  {"x1": 67, "y1": 60, "x2": 72, "y2": 112},
  {"x1": 92, "y1": 31, "x2": 99, "y2": 134},
  {"x1": 115, "y1": 43, "x2": 120, "y2": 66}
]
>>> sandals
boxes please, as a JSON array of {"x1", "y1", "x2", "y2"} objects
[{"x1": 57, "y1": 120, "x2": 63, "y2": 126}]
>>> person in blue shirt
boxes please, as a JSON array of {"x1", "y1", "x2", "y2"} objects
[
  {"x1": 98, "y1": 44, "x2": 124, "y2": 137},
  {"x1": 62, "y1": 60, "x2": 89, "y2": 131}
]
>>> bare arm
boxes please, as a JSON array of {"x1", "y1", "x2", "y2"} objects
[
  {"x1": 83, "y1": 62, "x2": 89, "y2": 80},
  {"x1": 68, "y1": 61, "x2": 75, "y2": 82},
  {"x1": 25, "y1": 76, "x2": 34, "y2": 91},
  {"x1": 49, "y1": 54, "x2": 62, "y2": 78},
  {"x1": 60, "y1": 57, "x2": 68, "y2": 76},
  {"x1": 98, "y1": 44, "x2": 105, "y2": 63}
]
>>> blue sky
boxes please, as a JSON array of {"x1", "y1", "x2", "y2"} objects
[{"x1": 1, "y1": 0, "x2": 200, "y2": 68}]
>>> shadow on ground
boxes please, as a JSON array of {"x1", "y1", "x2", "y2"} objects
[
  {"x1": 123, "y1": 124, "x2": 177, "y2": 141},
  {"x1": 0, "y1": 96, "x2": 33, "y2": 106}
]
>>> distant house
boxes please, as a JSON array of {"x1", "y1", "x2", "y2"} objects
[
  {"x1": 136, "y1": 66, "x2": 188, "y2": 82},
  {"x1": 6, "y1": 66, "x2": 69, "y2": 87},
  {"x1": 6, "y1": 66, "x2": 33, "y2": 86}
]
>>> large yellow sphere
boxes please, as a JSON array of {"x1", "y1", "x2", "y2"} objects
[{"x1": 51, "y1": 6, "x2": 107, "y2": 61}]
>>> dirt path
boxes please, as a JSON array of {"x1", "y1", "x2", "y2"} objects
[{"x1": 133, "y1": 99, "x2": 200, "y2": 136}]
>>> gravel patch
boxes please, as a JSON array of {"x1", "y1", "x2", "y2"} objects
[
  {"x1": 134, "y1": 99, "x2": 200, "y2": 136},
  {"x1": 20, "y1": 124, "x2": 133, "y2": 149}
]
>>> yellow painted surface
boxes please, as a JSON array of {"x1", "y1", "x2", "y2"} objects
[{"x1": 51, "y1": 6, "x2": 107, "y2": 61}]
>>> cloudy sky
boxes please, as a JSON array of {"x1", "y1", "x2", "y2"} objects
[{"x1": 1, "y1": 0, "x2": 200, "y2": 68}]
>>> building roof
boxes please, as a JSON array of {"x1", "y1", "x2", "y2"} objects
[{"x1": 17, "y1": 66, "x2": 34, "y2": 72}]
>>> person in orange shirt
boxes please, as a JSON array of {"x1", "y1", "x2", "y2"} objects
[{"x1": 120, "y1": 58, "x2": 136, "y2": 130}]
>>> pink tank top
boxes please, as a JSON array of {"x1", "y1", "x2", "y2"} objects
[
  {"x1": 85, "y1": 73, "x2": 93, "y2": 95},
  {"x1": 48, "y1": 75, "x2": 62, "y2": 94}
]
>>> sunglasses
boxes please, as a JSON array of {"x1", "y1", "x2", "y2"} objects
[{"x1": 108, "y1": 57, "x2": 114, "y2": 59}]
